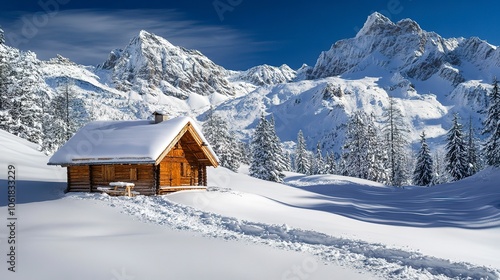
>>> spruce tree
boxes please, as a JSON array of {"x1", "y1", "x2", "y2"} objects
[
  {"x1": 312, "y1": 143, "x2": 327, "y2": 175},
  {"x1": 466, "y1": 117, "x2": 480, "y2": 176},
  {"x1": 482, "y1": 79, "x2": 500, "y2": 167},
  {"x1": 202, "y1": 108, "x2": 241, "y2": 172},
  {"x1": 341, "y1": 111, "x2": 387, "y2": 182},
  {"x1": 325, "y1": 152, "x2": 337, "y2": 174},
  {"x1": 413, "y1": 131, "x2": 434, "y2": 186},
  {"x1": 250, "y1": 114, "x2": 285, "y2": 182},
  {"x1": 382, "y1": 97, "x2": 410, "y2": 187},
  {"x1": 295, "y1": 130, "x2": 309, "y2": 174},
  {"x1": 365, "y1": 113, "x2": 388, "y2": 183},
  {"x1": 267, "y1": 115, "x2": 288, "y2": 174},
  {"x1": 445, "y1": 113, "x2": 468, "y2": 181},
  {"x1": 341, "y1": 111, "x2": 365, "y2": 178}
]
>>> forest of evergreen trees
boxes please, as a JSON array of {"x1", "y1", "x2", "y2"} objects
[
  {"x1": 204, "y1": 80, "x2": 500, "y2": 187},
  {"x1": 0, "y1": 48, "x2": 92, "y2": 155}
]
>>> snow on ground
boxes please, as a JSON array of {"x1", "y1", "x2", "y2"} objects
[
  {"x1": 0, "y1": 130, "x2": 374, "y2": 280},
  {"x1": 1, "y1": 129, "x2": 499, "y2": 279}
]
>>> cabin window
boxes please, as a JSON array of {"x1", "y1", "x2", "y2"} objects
[
  {"x1": 130, "y1": 168, "x2": 138, "y2": 181},
  {"x1": 180, "y1": 163, "x2": 185, "y2": 177},
  {"x1": 103, "y1": 165, "x2": 115, "y2": 181}
]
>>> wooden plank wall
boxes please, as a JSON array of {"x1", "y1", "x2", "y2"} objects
[
  {"x1": 67, "y1": 165, "x2": 91, "y2": 192},
  {"x1": 90, "y1": 164, "x2": 156, "y2": 195}
]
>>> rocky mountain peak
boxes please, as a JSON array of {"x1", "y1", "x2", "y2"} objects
[
  {"x1": 356, "y1": 12, "x2": 423, "y2": 38},
  {"x1": 101, "y1": 30, "x2": 234, "y2": 99},
  {"x1": 356, "y1": 12, "x2": 394, "y2": 37}
]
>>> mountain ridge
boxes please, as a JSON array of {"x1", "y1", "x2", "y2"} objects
[{"x1": 1, "y1": 13, "x2": 499, "y2": 155}]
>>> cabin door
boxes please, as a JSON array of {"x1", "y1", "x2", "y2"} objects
[{"x1": 160, "y1": 161, "x2": 181, "y2": 186}]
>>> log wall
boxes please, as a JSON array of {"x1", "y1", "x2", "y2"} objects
[
  {"x1": 67, "y1": 164, "x2": 156, "y2": 195},
  {"x1": 90, "y1": 164, "x2": 156, "y2": 195},
  {"x1": 67, "y1": 165, "x2": 91, "y2": 192}
]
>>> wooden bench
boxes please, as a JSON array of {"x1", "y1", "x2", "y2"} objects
[{"x1": 97, "y1": 182, "x2": 137, "y2": 197}]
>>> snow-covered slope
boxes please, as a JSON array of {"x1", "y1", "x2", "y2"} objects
[
  {"x1": 1, "y1": 129, "x2": 498, "y2": 279},
  {"x1": 0, "y1": 130, "x2": 370, "y2": 280},
  {"x1": 210, "y1": 76, "x2": 448, "y2": 153}
]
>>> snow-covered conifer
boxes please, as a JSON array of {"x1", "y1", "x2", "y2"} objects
[
  {"x1": 341, "y1": 111, "x2": 366, "y2": 178},
  {"x1": 295, "y1": 130, "x2": 309, "y2": 174},
  {"x1": 312, "y1": 143, "x2": 327, "y2": 174},
  {"x1": 202, "y1": 108, "x2": 241, "y2": 172},
  {"x1": 413, "y1": 131, "x2": 434, "y2": 186},
  {"x1": 445, "y1": 113, "x2": 468, "y2": 181},
  {"x1": 466, "y1": 117, "x2": 480, "y2": 176},
  {"x1": 382, "y1": 97, "x2": 410, "y2": 187},
  {"x1": 325, "y1": 152, "x2": 337, "y2": 174},
  {"x1": 250, "y1": 114, "x2": 285, "y2": 182},
  {"x1": 482, "y1": 79, "x2": 500, "y2": 167}
]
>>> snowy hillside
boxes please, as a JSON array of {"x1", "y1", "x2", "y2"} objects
[
  {"x1": 210, "y1": 76, "x2": 448, "y2": 152},
  {"x1": 1, "y1": 129, "x2": 499, "y2": 279}
]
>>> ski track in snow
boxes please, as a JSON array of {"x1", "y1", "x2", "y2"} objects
[{"x1": 72, "y1": 192, "x2": 499, "y2": 280}]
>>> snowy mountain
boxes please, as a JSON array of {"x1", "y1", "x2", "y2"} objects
[
  {"x1": 209, "y1": 12, "x2": 500, "y2": 152},
  {"x1": 310, "y1": 12, "x2": 500, "y2": 83},
  {"x1": 99, "y1": 30, "x2": 236, "y2": 99},
  {"x1": 3, "y1": 13, "x2": 500, "y2": 155},
  {"x1": 234, "y1": 64, "x2": 297, "y2": 86}
]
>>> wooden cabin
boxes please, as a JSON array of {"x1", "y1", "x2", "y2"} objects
[{"x1": 48, "y1": 114, "x2": 219, "y2": 195}]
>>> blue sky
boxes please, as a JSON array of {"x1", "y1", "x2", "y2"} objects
[{"x1": 0, "y1": 0, "x2": 498, "y2": 70}]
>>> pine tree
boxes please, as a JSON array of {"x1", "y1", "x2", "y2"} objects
[
  {"x1": 312, "y1": 143, "x2": 327, "y2": 174},
  {"x1": 341, "y1": 111, "x2": 366, "y2": 178},
  {"x1": 432, "y1": 150, "x2": 449, "y2": 184},
  {"x1": 445, "y1": 113, "x2": 469, "y2": 181},
  {"x1": 267, "y1": 115, "x2": 288, "y2": 173},
  {"x1": 466, "y1": 117, "x2": 480, "y2": 176},
  {"x1": 250, "y1": 114, "x2": 285, "y2": 182},
  {"x1": 325, "y1": 152, "x2": 337, "y2": 174},
  {"x1": 413, "y1": 131, "x2": 434, "y2": 186},
  {"x1": 382, "y1": 97, "x2": 410, "y2": 187},
  {"x1": 238, "y1": 141, "x2": 251, "y2": 165},
  {"x1": 202, "y1": 108, "x2": 241, "y2": 172},
  {"x1": 365, "y1": 113, "x2": 388, "y2": 183},
  {"x1": 341, "y1": 111, "x2": 387, "y2": 182},
  {"x1": 482, "y1": 79, "x2": 500, "y2": 167},
  {"x1": 295, "y1": 130, "x2": 310, "y2": 174}
]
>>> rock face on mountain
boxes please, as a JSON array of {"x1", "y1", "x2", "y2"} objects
[
  {"x1": 236, "y1": 64, "x2": 296, "y2": 86},
  {"x1": 101, "y1": 30, "x2": 235, "y2": 99},
  {"x1": 309, "y1": 12, "x2": 500, "y2": 85}
]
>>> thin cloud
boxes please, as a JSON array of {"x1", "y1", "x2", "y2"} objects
[{"x1": 0, "y1": 9, "x2": 273, "y2": 70}]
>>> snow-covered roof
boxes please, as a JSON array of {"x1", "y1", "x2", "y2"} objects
[{"x1": 48, "y1": 116, "x2": 218, "y2": 166}]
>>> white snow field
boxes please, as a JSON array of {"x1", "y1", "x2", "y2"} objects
[{"x1": 1, "y1": 129, "x2": 499, "y2": 279}]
